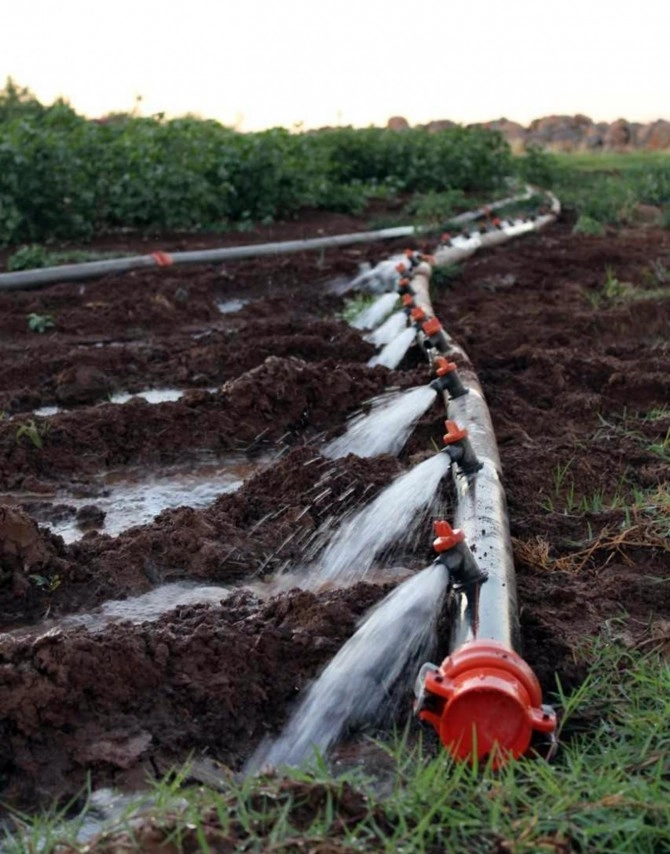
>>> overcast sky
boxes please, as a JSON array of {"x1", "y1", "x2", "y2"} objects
[{"x1": 2, "y1": 0, "x2": 669, "y2": 130}]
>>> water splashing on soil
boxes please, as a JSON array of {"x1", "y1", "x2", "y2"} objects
[
  {"x1": 308, "y1": 453, "x2": 451, "y2": 589},
  {"x1": 324, "y1": 386, "x2": 437, "y2": 459},
  {"x1": 350, "y1": 293, "x2": 399, "y2": 330},
  {"x1": 247, "y1": 562, "x2": 448, "y2": 770},
  {"x1": 364, "y1": 310, "x2": 408, "y2": 346},
  {"x1": 368, "y1": 327, "x2": 417, "y2": 369}
]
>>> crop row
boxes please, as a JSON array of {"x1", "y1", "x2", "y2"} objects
[{"x1": 0, "y1": 81, "x2": 512, "y2": 246}]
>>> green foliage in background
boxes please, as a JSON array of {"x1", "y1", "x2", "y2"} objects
[
  {"x1": 516, "y1": 146, "x2": 670, "y2": 228},
  {"x1": 0, "y1": 79, "x2": 513, "y2": 247}
]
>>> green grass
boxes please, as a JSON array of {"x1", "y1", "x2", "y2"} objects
[
  {"x1": 5, "y1": 643, "x2": 670, "y2": 852},
  {"x1": 584, "y1": 263, "x2": 670, "y2": 309},
  {"x1": 553, "y1": 151, "x2": 670, "y2": 171},
  {"x1": 513, "y1": 149, "x2": 670, "y2": 230}
]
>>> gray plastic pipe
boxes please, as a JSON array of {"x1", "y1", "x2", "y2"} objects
[
  {"x1": 0, "y1": 226, "x2": 419, "y2": 292},
  {"x1": 0, "y1": 188, "x2": 552, "y2": 293},
  {"x1": 447, "y1": 185, "x2": 535, "y2": 226}
]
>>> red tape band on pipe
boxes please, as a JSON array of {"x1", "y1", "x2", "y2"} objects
[{"x1": 151, "y1": 252, "x2": 174, "y2": 267}]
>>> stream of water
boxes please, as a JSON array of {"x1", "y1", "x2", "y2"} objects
[
  {"x1": 247, "y1": 562, "x2": 448, "y2": 770},
  {"x1": 307, "y1": 453, "x2": 450, "y2": 589},
  {"x1": 364, "y1": 310, "x2": 408, "y2": 347},
  {"x1": 323, "y1": 385, "x2": 437, "y2": 459},
  {"x1": 368, "y1": 327, "x2": 417, "y2": 370},
  {"x1": 350, "y1": 292, "x2": 399, "y2": 330}
]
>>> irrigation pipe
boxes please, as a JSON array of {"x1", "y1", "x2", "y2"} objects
[
  {"x1": 355, "y1": 190, "x2": 561, "y2": 763},
  {"x1": 0, "y1": 188, "x2": 539, "y2": 292}
]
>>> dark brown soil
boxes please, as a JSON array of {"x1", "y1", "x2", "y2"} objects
[{"x1": 0, "y1": 213, "x2": 668, "y2": 810}]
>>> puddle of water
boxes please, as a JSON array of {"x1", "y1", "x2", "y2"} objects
[
  {"x1": 2, "y1": 454, "x2": 268, "y2": 544},
  {"x1": 217, "y1": 297, "x2": 249, "y2": 314},
  {"x1": 66, "y1": 582, "x2": 231, "y2": 633},
  {"x1": 32, "y1": 405, "x2": 60, "y2": 417},
  {"x1": 30, "y1": 387, "x2": 220, "y2": 419},
  {"x1": 109, "y1": 388, "x2": 185, "y2": 405}
]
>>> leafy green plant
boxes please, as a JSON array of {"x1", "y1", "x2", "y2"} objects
[
  {"x1": 29, "y1": 573, "x2": 61, "y2": 593},
  {"x1": 27, "y1": 312, "x2": 55, "y2": 333},
  {"x1": 602, "y1": 265, "x2": 628, "y2": 300},
  {"x1": 338, "y1": 293, "x2": 377, "y2": 323},
  {"x1": 15, "y1": 418, "x2": 48, "y2": 448},
  {"x1": 515, "y1": 144, "x2": 560, "y2": 186},
  {"x1": 7, "y1": 244, "x2": 51, "y2": 271}
]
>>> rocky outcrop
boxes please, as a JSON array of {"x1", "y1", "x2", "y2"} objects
[{"x1": 386, "y1": 114, "x2": 670, "y2": 152}]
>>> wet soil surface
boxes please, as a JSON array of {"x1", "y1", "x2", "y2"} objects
[{"x1": 0, "y1": 214, "x2": 668, "y2": 810}]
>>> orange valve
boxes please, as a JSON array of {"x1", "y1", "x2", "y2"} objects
[
  {"x1": 433, "y1": 520, "x2": 465, "y2": 553},
  {"x1": 431, "y1": 520, "x2": 487, "y2": 589},
  {"x1": 443, "y1": 420, "x2": 468, "y2": 445},
  {"x1": 422, "y1": 317, "x2": 443, "y2": 337},
  {"x1": 411, "y1": 307, "x2": 427, "y2": 323},
  {"x1": 415, "y1": 639, "x2": 557, "y2": 768},
  {"x1": 402, "y1": 294, "x2": 415, "y2": 307},
  {"x1": 435, "y1": 357, "x2": 457, "y2": 376},
  {"x1": 442, "y1": 420, "x2": 481, "y2": 474},
  {"x1": 431, "y1": 358, "x2": 468, "y2": 399}
]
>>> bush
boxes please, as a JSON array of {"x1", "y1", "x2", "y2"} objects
[{"x1": 0, "y1": 81, "x2": 515, "y2": 246}]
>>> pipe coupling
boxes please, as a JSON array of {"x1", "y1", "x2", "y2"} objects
[{"x1": 414, "y1": 639, "x2": 557, "y2": 767}]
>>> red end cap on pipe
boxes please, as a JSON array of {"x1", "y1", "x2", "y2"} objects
[
  {"x1": 417, "y1": 640, "x2": 557, "y2": 767},
  {"x1": 402, "y1": 294, "x2": 414, "y2": 307},
  {"x1": 411, "y1": 307, "x2": 427, "y2": 323}
]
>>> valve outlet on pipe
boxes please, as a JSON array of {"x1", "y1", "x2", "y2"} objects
[
  {"x1": 414, "y1": 640, "x2": 557, "y2": 767},
  {"x1": 410, "y1": 306, "x2": 428, "y2": 327},
  {"x1": 441, "y1": 420, "x2": 482, "y2": 475},
  {"x1": 433, "y1": 520, "x2": 488, "y2": 590},
  {"x1": 430, "y1": 356, "x2": 468, "y2": 400}
]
